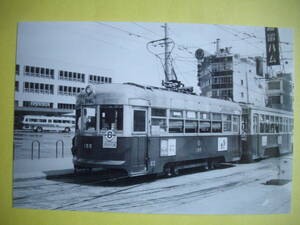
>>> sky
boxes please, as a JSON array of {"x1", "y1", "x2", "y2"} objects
[{"x1": 16, "y1": 22, "x2": 294, "y2": 93}]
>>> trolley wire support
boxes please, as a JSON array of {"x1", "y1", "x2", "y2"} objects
[
  {"x1": 56, "y1": 140, "x2": 64, "y2": 158},
  {"x1": 31, "y1": 140, "x2": 41, "y2": 160}
]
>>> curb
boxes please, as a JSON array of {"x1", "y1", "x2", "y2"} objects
[{"x1": 14, "y1": 169, "x2": 74, "y2": 182}]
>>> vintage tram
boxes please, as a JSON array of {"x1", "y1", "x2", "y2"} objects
[
  {"x1": 71, "y1": 83, "x2": 242, "y2": 176},
  {"x1": 240, "y1": 104, "x2": 293, "y2": 162}
]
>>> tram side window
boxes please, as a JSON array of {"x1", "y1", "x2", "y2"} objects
[
  {"x1": 233, "y1": 115, "x2": 239, "y2": 133},
  {"x1": 252, "y1": 114, "x2": 258, "y2": 134},
  {"x1": 133, "y1": 110, "x2": 146, "y2": 132},
  {"x1": 212, "y1": 122, "x2": 222, "y2": 133},
  {"x1": 200, "y1": 112, "x2": 210, "y2": 120},
  {"x1": 100, "y1": 106, "x2": 123, "y2": 131},
  {"x1": 185, "y1": 120, "x2": 198, "y2": 133},
  {"x1": 82, "y1": 107, "x2": 96, "y2": 131},
  {"x1": 170, "y1": 110, "x2": 183, "y2": 118},
  {"x1": 152, "y1": 108, "x2": 166, "y2": 117},
  {"x1": 75, "y1": 108, "x2": 81, "y2": 130},
  {"x1": 259, "y1": 115, "x2": 265, "y2": 133},
  {"x1": 199, "y1": 121, "x2": 211, "y2": 133},
  {"x1": 223, "y1": 114, "x2": 232, "y2": 132},
  {"x1": 151, "y1": 108, "x2": 167, "y2": 133},
  {"x1": 212, "y1": 113, "x2": 222, "y2": 133},
  {"x1": 169, "y1": 119, "x2": 183, "y2": 133}
]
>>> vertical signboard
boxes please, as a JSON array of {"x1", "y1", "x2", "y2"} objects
[
  {"x1": 160, "y1": 139, "x2": 177, "y2": 156},
  {"x1": 265, "y1": 27, "x2": 280, "y2": 66},
  {"x1": 218, "y1": 137, "x2": 228, "y2": 151}
]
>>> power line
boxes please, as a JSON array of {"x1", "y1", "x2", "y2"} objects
[
  {"x1": 131, "y1": 22, "x2": 161, "y2": 37},
  {"x1": 95, "y1": 22, "x2": 152, "y2": 41},
  {"x1": 214, "y1": 25, "x2": 265, "y2": 51}
]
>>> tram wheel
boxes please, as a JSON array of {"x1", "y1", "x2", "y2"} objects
[
  {"x1": 171, "y1": 167, "x2": 179, "y2": 176},
  {"x1": 64, "y1": 127, "x2": 71, "y2": 133},
  {"x1": 74, "y1": 165, "x2": 80, "y2": 174},
  {"x1": 36, "y1": 127, "x2": 43, "y2": 132},
  {"x1": 164, "y1": 167, "x2": 172, "y2": 177}
]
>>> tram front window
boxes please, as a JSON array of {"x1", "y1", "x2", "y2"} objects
[
  {"x1": 82, "y1": 107, "x2": 96, "y2": 131},
  {"x1": 100, "y1": 106, "x2": 123, "y2": 131}
]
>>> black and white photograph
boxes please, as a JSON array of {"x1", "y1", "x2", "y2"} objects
[{"x1": 13, "y1": 21, "x2": 294, "y2": 214}]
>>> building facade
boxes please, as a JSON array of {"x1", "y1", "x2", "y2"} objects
[
  {"x1": 266, "y1": 73, "x2": 293, "y2": 111},
  {"x1": 14, "y1": 63, "x2": 113, "y2": 119},
  {"x1": 197, "y1": 48, "x2": 266, "y2": 107}
]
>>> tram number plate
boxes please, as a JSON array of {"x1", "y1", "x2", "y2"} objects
[{"x1": 103, "y1": 130, "x2": 117, "y2": 148}]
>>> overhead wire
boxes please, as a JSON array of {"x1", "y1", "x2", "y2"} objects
[
  {"x1": 95, "y1": 22, "x2": 152, "y2": 41},
  {"x1": 131, "y1": 22, "x2": 161, "y2": 38}
]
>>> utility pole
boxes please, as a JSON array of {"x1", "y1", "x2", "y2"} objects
[
  {"x1": 163, "y1": 23, "x2": 172, "y2": 82},
  {"x1": 246, "y1": 71, "x2": 250, "y2": 104},
  {"x1": 216, "y1": 38, "x2": 220, "y2": 55}
]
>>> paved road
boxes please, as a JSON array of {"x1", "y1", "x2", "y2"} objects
[{"x1": 13, "y1": 155, "x2": 292, "y2": 214}]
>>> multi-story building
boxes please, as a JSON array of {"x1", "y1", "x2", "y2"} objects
[
  {"x1": 197, "y1": 47, "x2": 266, "y2": 107},
  {"x1": 14, "y1": 63, "x2": 113, "y2": 120},
  {"x1": 266, "y1": 73, "x2": 293, "y2": 111}
]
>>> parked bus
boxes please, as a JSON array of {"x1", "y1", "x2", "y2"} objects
[{"x1": 22, "y1": 115, "x2": 75, "y2": 133}]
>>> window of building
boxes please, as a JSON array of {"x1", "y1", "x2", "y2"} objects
[
  {"x1": 15, "y1": 81, "x2": 19, "y2": 91},
  {"x1": 241, "y1": 92, "x2": 244, "y2": 98},
  {"x1": 58, "y1": 85, "x2": 82, "y2": 96},
  {"x1": 23, "y1": 101, "x2": 53, "y2": 108},
  {"x1": 241, "y1": 80, "x2": 244, "y2": 86},
  {"x1": 23, "y1": 82, "x2": 54, "y2": 95},
  {"x1": 59, "y1": 70, "x2": 85, "y2": 82},
  {"x1": 268, "y1": 81, "x2": 281, "y2": 90},
  {"x1": 24, "y1": 65, "x2": 54, "y2": 79},
  {"x1": 16, "y1": 64, "x2": 20, "y2": 75},
  {"x1": 58, "y1": 103, "x2": 75, "y2": 110},
  {"x1": 268, "y1": 96, "x2": 281, "y2": 104}
]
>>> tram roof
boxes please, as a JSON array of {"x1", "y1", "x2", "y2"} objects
[
  {"x1": 240, "y1": 103, "x2": 293, "y2": 117},
  {"x1": 77, "y1": 83, "x2": 242, "y2": 115}
]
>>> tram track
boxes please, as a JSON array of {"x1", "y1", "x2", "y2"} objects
[
  {"x1": 41, "y1": 166, "x2": 272, "y2": 211},
  {"x1": 13, "y1": 172, "x2": 136, "y2": 202},
  {"x1": 13, "y1": 159, "x2": 278, "y2": 211},
  {"x1": 80, "y1": 173, "x2": 271, "y2": 212}
]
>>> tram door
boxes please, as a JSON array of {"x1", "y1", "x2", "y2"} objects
[{"x1": 132, "y1": 107, "x2": 148, "y2": 172}]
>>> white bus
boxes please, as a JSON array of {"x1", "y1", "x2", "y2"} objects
[{"x1": 22, "y1": 115, "x2": 75, "y2": 132}]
